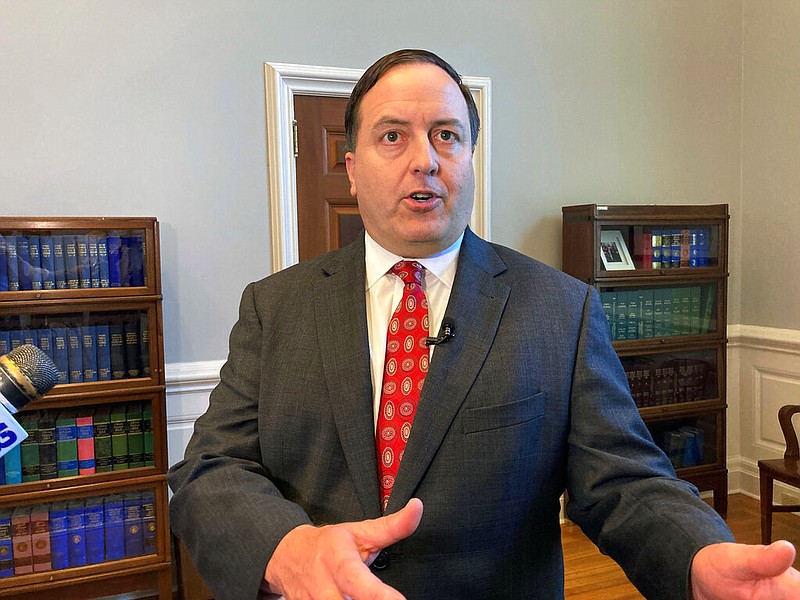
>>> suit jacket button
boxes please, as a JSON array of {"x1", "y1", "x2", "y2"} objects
[{"x1": 371, "y1": 550, "x2": 390, "y2": 570}]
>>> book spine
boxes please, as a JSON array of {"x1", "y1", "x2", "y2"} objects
[
  {"x1": 670, "y1": 230, "x2": 681, "y2": 268},
  {"x1": 28, "y1": 235, "x2": 43, "y2": 291},
  {"x1": 143, "y1": 402, "x2": 154, "y2": 467},
  {"x1": 20, "y1": 413, "x2": 40, "y2": 483},
  {"x1": 84, "y1": 497, "x2": 105, "y2": 564},
  {"x1": 51, "y1": 326, "x2": 69, "y2": 385},
  {"x1": 0, "y1": 510, "x2": 13, "y2": 577},
  {"x1": 67, "y1": 326, "x2": 84, "y2": 384},
  {"x1": 109, "y1": 321, "x2": 127, "y2": 379},
  {"x1": 81, "y1": 325, "x2": 98, "y2": 382},
  {"x1": 96, "y1": 324, "x2": 112, "y2": 381},
  {"x1": 0, "y1": 236, "x2": 8, "y2": 292},
  {"x1": 104, "y1": 494, "x2": 125, "y2": 561},
  {"x1": 88, "y1": 235, "x2": 101, "y2": 288},
  {"x1": 126, "y1": 403, "x2": 144, "y2": 469},
  {"x1": 16, "y1": 235, "x2": 31, "y2": 291},
  {"x1": 97, "y1": 236, "x2": 110, "y2": 287},
  {"x1": 141, "y1": 490, "x2": 156, "y2": 554},
  {"x1": 0, "y1": 331, "x2": 9, "y2": 356},
  {"x1": 119, "y1": 237, "x2": 131, "y2": 287},
  {"x1": 76, "y1": 234, "x2": 91, "y2": 288},
  {"x1": 37, "y1": 327, "x2": 53, "y2": 361},
  {"x1": 76, "y1": 411, "x2": 96, "y2": 475},
  {"x1": 139, "y1": 313, "x2": 150, "y2": 377},
  {"x1": 11, "y1": 508, "x2": 33, "y2": 574},
  {"x1": 66, "y1": 500, "x2": 86, "y2": 567},
  {"x1": 40, "y1": 235, "x2": 56, "y2": 290},
  {"x1": 30, "y1": 505, "x2": 51, "y2": 572},
  {"x1": 93, "y1": 406, "x2": 113, "y2": 473},
  {"x1": 110, "y1": 404, "x2": 129, "y2": 470},
  {"x1": 56, "y1": 412, "x2": 79, "y2": 478},
  {"x1": 124, "y1": 319, "x2": 141, "y2": 378},
  {"x1": 3, "y1": 444, "x2": 22, "y2": 485},
  {"x1": 123, "y1": 491, "x2": 144, "y2": 557},
  {"x1": 107, "y1": 234, "x2": 122, "y2": 287},
  {"x1": 127, "y1": 234, "x2": 145, "y2": 286},
  {"x1": 48, "y1": 502, "x2": 69, "y2": 570},
  {"x1": 52, "y1": 235, "x2": 67, "y2": 289},
  {"x1": 63, "y1": 235, "x2": 79, "y2": 289},
  {"x1": 5, "y1": 236, "x2": 19, "y2": 291},
  {"x1": 37, "y1": 414, "x2": 58, "y2": 480},
  {"x1": 614, "y1": 290, "x2": 628, "y2": 341}
]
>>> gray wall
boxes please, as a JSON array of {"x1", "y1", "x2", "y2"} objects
[{"x1": 1, "y1": 1, "x2": 796, "y2": 365}]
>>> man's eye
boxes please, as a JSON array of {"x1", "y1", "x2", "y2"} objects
[
  {"x1": 439, "y1": 131, "x2": 455, "y2": 142},
  {"x1": 384, "y1": 131, "x2": 399, "y2": 143}
]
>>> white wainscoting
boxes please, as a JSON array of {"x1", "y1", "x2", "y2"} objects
[{"x1": 164, "y1": 325, "x2": 800, "y2": 503}]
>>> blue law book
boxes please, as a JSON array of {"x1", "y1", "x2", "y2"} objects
[
  {"x1": 27, "y1": 235, "x2": 43, "y2": 291},
  {"x1": 3, "y1": 445, "x2": 22, "y2": 485},
  {"x1": 16, "y1": 235, "x2": 31, "y2": 290},
  {"x1": 66, "y1": 499, "x2": 86, "y2": 567},
  {"x1": 9, "y1": 329, "x2": 24, "y2": 352},
  {"x1": 67, "y1": 327, "x2": 84, "y2": 383},
  {"x1": 76, "y1": 234, "x2": 91, "y2": 289},
  {"x1": 104, "y1": 494, "x2": 125, "y2": 561},
  {"x1": 118, "y1": 237, "x2": 131, "y2": 287},
  {"x1": 48, "y1": 502, "x2": 69, "y2": 570},
  {"x1": 52, "y1": 235, "x2": 68, "y2": 289},
  {"x1": 0, "y1": 509, "x2": 13, "y2": 577},
  {"x1": 51, "y1": 326, "x2": 69, "y2": 385},
  {"x1": 97, "y1": 236, "x2": 110, "y2": 287},
  {"x1": 96, "y1": 324, "x2": 112, "y2": 381},
  {"x1": 123, "y1": 491, "x2": 144, "y2": 557},
  {"x1": 81, "y1": 325, "x2": 98, "y2": 382},
  {"x1": 84, "y1": 497, "x2": 105, "y2": 564},
  {"x1": 22, "y1": 329, "x2": 36, "y2": 348},
  {"x1": 0, "y1": 235, "x2": 8, "y2": 291},
  {"x1": 141, "y1": 490, "x2": 156, "y2": 554},
  {"x1": 63, "y1": 235, "x2": 79, "y2": 289},
  {"x1": 37, "y1": 328, "x2": 53, "y2": 360},
  {"x1": 88, "y1": 235, "x2": 101, "y2": 288},
  {"x1": 39, "y1": 235, "x2": 56, "y2": 290},
  {"x1": 0, "y1": 331, "x2": 10, "y2": 356},
  {"x1": 5, "y1": 236, "x2": 19, "y2": 291},
  {"x1": 125, "y1": 235, "x2": 145, "y2": 287},
  {"x1": 106, "y1": 234, "x2": 122, "y2": 287}
]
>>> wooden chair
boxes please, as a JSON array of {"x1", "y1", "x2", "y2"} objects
[{"x1": 758, "y1": 404, "x2": 800, "y2": 544}]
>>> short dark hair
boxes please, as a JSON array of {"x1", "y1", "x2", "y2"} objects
[{"x1": 344, "y1": 49, "x2": 480, "y2": 152}]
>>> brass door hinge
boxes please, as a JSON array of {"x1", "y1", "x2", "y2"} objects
[{"x1": 292, "y1": 119, "x2": 299, "y2": 157}]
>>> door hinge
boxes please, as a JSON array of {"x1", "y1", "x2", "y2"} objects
[{"x1": 292, "y1": 119, "x2": 299, "y2": 157}]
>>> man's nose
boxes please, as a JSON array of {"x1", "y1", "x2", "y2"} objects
[{"x1": 409, "y1": 136, "x2": 439, "y2": 175}]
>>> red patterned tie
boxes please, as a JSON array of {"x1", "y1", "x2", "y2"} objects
[{"x1": 376, "y1": 260, "x2": 430, "y2": 512}]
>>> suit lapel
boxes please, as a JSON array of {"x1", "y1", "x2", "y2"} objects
[
  {"x1": 313, "y1": 239, "x2": 382, "y2": 518},
  {"x1": 386, "y1": 230, "x2": 510, "y2": 512}
]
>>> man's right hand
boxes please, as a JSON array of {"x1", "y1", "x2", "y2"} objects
[{"x1": 263, "y1": 498, "x2": 424, "y2": 600}]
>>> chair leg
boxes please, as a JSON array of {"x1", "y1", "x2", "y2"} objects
[{"x1": 759, "y1": 470, "x2": 774, "y2": 545}]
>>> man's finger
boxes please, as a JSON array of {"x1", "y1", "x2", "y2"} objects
[{"x1": 353, "y1": 498, "x2": 424, "y2": 555}]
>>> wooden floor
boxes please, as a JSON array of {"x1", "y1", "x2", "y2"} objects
[{"x1": 562, "y1": 493, "x2": 800, "y2": 599}]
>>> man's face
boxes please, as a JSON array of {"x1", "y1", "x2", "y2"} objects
[{"x1": 345, "y1": 62, "x2": 475, "y2": 257}]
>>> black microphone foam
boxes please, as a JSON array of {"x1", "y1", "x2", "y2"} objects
[{"x1": 0, "y1": 344, "x2": 59, "y2": 412}]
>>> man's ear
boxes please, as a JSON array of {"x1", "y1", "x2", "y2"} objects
[{"x1": 345, "y1": 151, "x2": 357, "y2": 198}]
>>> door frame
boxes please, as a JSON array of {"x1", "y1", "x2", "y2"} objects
[{"x1": 264, "y1": 61, "x2": 492, "y2": 272}]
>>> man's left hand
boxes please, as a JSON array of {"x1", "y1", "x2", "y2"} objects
[{"x1": 691, "y1": 540, "x2": 800, "y2": 599}]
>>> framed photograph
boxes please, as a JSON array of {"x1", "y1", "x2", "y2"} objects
[{"x1": 600, "y1": 230, "x2": 635, "y2": 271}]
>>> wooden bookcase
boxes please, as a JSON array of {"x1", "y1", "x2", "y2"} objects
[
  {"x1": 0, "y1": 217, "x2": 171, "y2": 598},
  {"x1": 562, "y1": 204, "x2": 729, "y2": 517}
]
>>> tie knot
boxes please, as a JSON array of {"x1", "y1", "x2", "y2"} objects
[{"x1": 391, "y1": 260, "x2": 424, "y2": 286}]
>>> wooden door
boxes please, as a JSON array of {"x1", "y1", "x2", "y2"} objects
[{"x1": 294, "y1": 95, "x2": 363, "y2": 261}]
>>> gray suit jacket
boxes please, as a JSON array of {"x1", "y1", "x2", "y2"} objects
[{"x1": 168, "y1": 229, "x2": 733, "y2": 600}]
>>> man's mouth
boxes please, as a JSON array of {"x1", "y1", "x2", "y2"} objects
[{"x1": 409, "y1": 192, "x2": 435, "y2": 202}]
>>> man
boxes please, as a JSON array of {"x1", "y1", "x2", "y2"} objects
[{"x1": 168, "y1": 49, "x2": 800, "y2": 599}]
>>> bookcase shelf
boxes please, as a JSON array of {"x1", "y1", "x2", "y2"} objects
[
  {"x1": 562, "y1": 204, "x2": 729, "y2": 517},
  {"x1": 0, "y1": 217, "x2": 170, "y2": 599}
]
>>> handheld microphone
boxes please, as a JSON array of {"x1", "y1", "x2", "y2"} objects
[
  {"x1": 426, "y1": 321, "x2": 455, "y2": 346},
  {"x1": 0, "y1": 344, "x2": 59, "y2": 459}
]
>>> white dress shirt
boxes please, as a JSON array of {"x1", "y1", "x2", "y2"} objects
[{"x1": 364, "y1": 231, "x2": 462, "y2": 429}]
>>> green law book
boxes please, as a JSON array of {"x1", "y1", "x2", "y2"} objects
[
  {"x1": 126, "y1": 403, "x2": 144, "y2": 469},
  {"x1": 19, "y1": 413, "x2": 40, "y2": 483},
  {"x1": 110, "y1": 404, "x2": 129, "y2": 471},
  {"x1": 93, "y1": 406, "x2": 113, "y2": 473},
  {"x1": 55, "y1": 411, "x2": 79, "y2": 478},
  {"x1": 142, "y1": 403, "x2": 154, "y2": 467}
]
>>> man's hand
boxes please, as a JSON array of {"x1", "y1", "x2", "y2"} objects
[
  {"x1": 264, "y1": 498, "x2": 424, "y2": 600},
  {"x1": 691, "y1": 540, "x2": 800, "y2": 599}
]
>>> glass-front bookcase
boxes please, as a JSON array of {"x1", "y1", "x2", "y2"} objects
[
  {"x1": 562, "y1": 204, "x2": 729, "y2": 517},
  {"x1": 0, "y1": 217, "x2": 170, "y2": 599}
]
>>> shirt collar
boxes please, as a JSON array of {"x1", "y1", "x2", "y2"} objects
[{"x1": 364, "y1": 231, "x2": 463, "y2": 291}]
